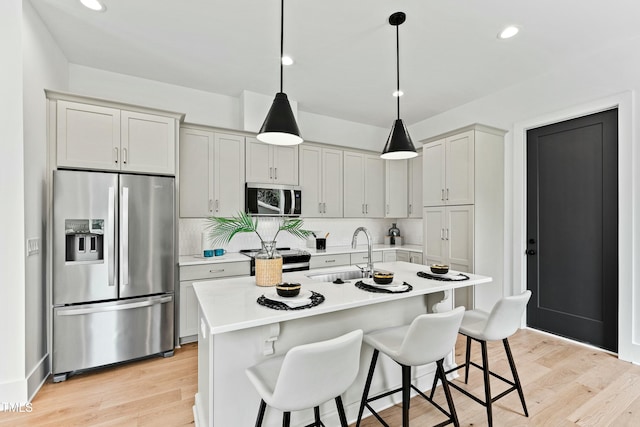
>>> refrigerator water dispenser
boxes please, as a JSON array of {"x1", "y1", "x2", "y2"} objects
[{"x1": 65, "y1": 219, "x2": 104, "y2": 262}]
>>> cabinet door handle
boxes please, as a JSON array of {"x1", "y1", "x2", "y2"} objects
[
  {"x1": 114, "y1": 147, "x2": 119, "y2": 164},
  {"x1": 446, "y1": 228, "x2": 450, "y2": 240},
  {"x1": 208, "y1": 199, "x2": 213, "y2": 212},
  {"x1": 122, "y1": 148, "x2": 128, "y2": 164},
  {"x1": 274, "y1": 168, "x2": 278, "y2": 180},
  {"x1": 441, "y1": 189, "x2": 444, "y2": 201},
  {"x1": 440, "y1": 228, "x2": 444, "y2": 240},
  {"x1": 362, "y1": 204, "x2": 365, "y2": 214},
  {"x1": 215, "y1": 199, "x2": 219, "y2": 212},
  {"x1": 322, "y1": 202, "x2": 326, "y2": 213},
  {"x1": 269, "y1": 167, "x2": 273, "y2": 179},
  {"x1": 409, "y1": 204, "x2": 412, "y2": 214},
  {"x1": 366, "y1": 204, "x2": 369, "y2": 214},
  {"x1": 319, "y1": 203, "x2": 322, "y2": 214},
  {"x1": 446, "y1": 188, "x2": 449, "y2": 200}
]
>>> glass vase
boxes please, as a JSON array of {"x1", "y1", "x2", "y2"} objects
[{"x1": 255, "y1": 241, "x2": 283, "y2": 287}]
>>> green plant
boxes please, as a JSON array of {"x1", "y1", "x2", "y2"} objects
[{"x1": 206, "y1": 211, "x2": 312, "y2": 246}]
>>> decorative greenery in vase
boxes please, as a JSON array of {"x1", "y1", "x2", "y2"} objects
[{"x1": 207, "y1": 212, "x2": 312, "y2": 286}]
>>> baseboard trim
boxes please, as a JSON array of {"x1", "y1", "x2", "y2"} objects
[{"x1": 26, "y1": 353, "x2": 49, "y2": 401}]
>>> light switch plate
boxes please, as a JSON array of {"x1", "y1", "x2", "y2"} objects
[{"x1": 27, "y1": 238, "x2": 40, "y2": 256}]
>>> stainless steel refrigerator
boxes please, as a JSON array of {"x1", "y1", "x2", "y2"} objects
[{"x1": 52, "y1": 170, "x2": 175, "y2": 382}]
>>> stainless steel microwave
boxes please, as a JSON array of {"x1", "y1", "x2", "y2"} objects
[{"x1": 245, "y1": 183, "x2": 302, "y2": 216}]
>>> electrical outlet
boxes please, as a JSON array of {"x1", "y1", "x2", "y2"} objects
[{"x1": 27, "y1": 238, "x2": 40, "y2": 256}]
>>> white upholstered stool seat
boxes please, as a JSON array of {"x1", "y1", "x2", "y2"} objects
[
  {"x1": 246, "y1": 329, "x2": 363, "y2": 427},
  {"x1": 356, "y1": 307, "x2": 465, "y2": 427},
  {"x1": 434, "y1": 290, "x2": 531, "y2": 427}
]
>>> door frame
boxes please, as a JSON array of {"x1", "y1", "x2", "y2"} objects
[{"x1": 511, "y1": 91, "x2": 636, "y2": 362}]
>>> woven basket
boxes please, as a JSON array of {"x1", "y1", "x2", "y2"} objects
[{"x1": 255, "y1": 257, "x2": 283, "y2": 287}]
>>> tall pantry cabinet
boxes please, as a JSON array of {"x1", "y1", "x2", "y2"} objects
[{"x1": 422, "y1": 124, "x2": 505, "y2": 311}]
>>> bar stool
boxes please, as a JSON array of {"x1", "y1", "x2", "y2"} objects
[
  {"x1": 356, "y1": 307, "x2": 465, "y2": 427},
  {"x1": 245, "y1": 329, "x2": 363, "y2": 427},
  {"x1": 434, "y1": 290, "x2": 531, "y2": 427}
]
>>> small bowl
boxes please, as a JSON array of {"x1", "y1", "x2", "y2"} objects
[
  {"x1": 373, "y1": 271, "x2": 394, "y2": 285},
  {"x1": 276, "y1": 282, "x2": 301, "y2": 297},
  {"x1": 430, "y1": 264, "x2": 449, "y2": 275}
]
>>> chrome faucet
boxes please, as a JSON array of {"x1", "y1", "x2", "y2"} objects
[{"x1": 352, "y1": 227, "x2": 373, "y2": 278}]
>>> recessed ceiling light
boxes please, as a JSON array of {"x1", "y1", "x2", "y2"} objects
[
  {"x1": 281, "y1": 56, "x2": 294, "y2": 66},
  {"x1": 498, "y1": 25, "x2": 519, "y2": 39},
  {"x1": 80, "y1": 0, "x2": 106, "y2": 12},
  {"x1": 393, "y1": 90, "x2": 404, "y2": 97}
]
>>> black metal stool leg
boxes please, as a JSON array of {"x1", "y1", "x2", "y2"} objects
[
  {"x1": 335, "y1": 396, "x2": 348, "y2": 427},
  {"x1": 282, "y1": 411, "x2": 291, "y2": 427},
  {"x1": 356, "y1": 349, "x2": 379, "y2": 426},
  {"x1": 401, "y1": 365, "x2": 411, "y2": 427},
  {"x1": 464, "y1": 336, "x2": 472, "y2": 384},
  {"x1": 314, "y1": 406, "x2": 321, "y2": 426},
  {"x1": 437, "y1": 359, "x2": 460, "y2": 427},
  {"x1": 503, "y1": 338, "x2": 528, "y2": 417},
  {"x1": 480, "y1": 340, "x2": 493, "y2": 427},
  {"x1": 255, "y1": 399, "x2": 267, "y2": 427}
]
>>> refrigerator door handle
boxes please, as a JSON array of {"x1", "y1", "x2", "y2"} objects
[
  {"x1": 121, "y1": 186, "x2": 129, "y2": 286},
  {"x1": 56, "y1": 295, "x2": 173, "y2": 316},
  {"x1": 108, "y1": 186, "x2": 116, "y2": 286}
]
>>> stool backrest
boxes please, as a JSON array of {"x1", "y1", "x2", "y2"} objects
[
  {"x1": 271, "y1": 329, "x2": 363, "y2": 411},
  {"x1": 396, "y1": 307, "x2": 465, "y2": 366},
  {"x1": 483, "y1": 290, "x2": 532, "y2": 341}
]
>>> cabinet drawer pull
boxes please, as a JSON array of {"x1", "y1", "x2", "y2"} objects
[
  {"x1": 209, "y1": 269, "x2": 225, "y2": 273},
  {"x1": 325, "y1": 259, "x2": 335, "y2": 263}
]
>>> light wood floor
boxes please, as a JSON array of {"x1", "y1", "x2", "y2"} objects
[{"x1": 2, "y1": 329, "x2": 640, "y2": 426}]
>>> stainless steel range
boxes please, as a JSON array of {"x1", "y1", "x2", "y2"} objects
[{"x1": 240, "y1": 247, "x2": 311, "y2": 276}]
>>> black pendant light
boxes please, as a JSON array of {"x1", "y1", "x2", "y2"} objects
[
  {"x1": 257, "y1": 0, "x2": 303, "y2": 146},
  {"x1": 381, "y1": 12, "x2": 417, "y2": 160}
]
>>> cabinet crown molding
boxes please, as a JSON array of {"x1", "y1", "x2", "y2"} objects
[{"x1": 420, "y1": 123, "x2": 507, "y2": 145}]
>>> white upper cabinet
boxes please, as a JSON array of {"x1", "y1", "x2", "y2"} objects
[
  {"x1": 299, "y1": 145, "x2": 343, "y2": 217},
  {"x1": 56, "y1": 99, "x2": 179, "y2": 175},
  {"x1": 384, "y1": 159, "x2": 408, "y2": 218},
  {"x1": 179, "y1": 127, "x2": 244, "y2": 218},
  {"x1": 423, "y1": 130, "x2": 474, "y2": 206},
  {"x1": 408, "y1": 153, "x2": 422, "y2": 217},
  {"x1": 343, "y1": 151, "x2": 384, "y2": 217},
  {"x1": 245, "y1": 138, "x2": 298, "y2": 185},
  {"x1": 121, "y1": 111, "x2": 176, "y2": 175},
  {"x1": 56, "y1": 101, "x2": 121, "y2": 171}
]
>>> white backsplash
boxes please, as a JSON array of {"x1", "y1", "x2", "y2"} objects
[{"x1": 179, "y1": 217, "x2": 424, "y2": 255}]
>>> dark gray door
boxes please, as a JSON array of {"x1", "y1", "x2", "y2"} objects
[{"x1": 526, "y1": 109, "x2": 618, "y2": 352}]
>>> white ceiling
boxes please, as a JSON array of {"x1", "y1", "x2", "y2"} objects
[{"x1": 29, "y1": 0, "x2": 640, "y2": 128}]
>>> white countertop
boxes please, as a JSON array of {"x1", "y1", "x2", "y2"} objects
[
  {"x1": 179, "y1": 243, "x2": 422, "y2": 266},
  {"x1": 192, "y1": 261, "x2": 490, "y2": 335}
]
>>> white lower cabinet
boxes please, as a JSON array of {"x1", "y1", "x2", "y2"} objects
[
  {"x1": 309, "y1": 253, "x2": 351, "y2": 269},
  {"x1": 350, "y1": 251, "x2": 383, "y2": 265},
  {"x1": 424, "y1": 205, "x2": 474, "y2": 308},
  {"x1": 179, "y1": 261, "x2": 250, "y2": 342},
  {"x1": 395, "y1": 250, "x2": 423, "y2": 264}
]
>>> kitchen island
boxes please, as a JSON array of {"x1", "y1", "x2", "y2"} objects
[{"x1": 192, "y1": 261, "x2": 491, "y2": 427}]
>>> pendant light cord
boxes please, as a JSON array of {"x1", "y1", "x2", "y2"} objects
[
  {"x1": 280, "y1": 0, "x2": 284, "y2": 93},
  {"x1": 396, "y1": 23, "x2": 400, "y2": 120}
]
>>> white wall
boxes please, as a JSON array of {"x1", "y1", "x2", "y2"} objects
[
  {"x1": 68, "y1": 65, "x2": 389, "y2": 150},
  {"x1": 0, "y1": 0, "x2": 27, "y2": 403},
  {"x1": 408, "y1": 34, "x2": 640, "y2": 363},
  {"x1": 22, "y1": 0, "x2": 69, "y2": 398}
]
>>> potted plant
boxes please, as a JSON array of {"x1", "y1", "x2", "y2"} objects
[{"x1": 206, "y1": 211, "x2": 312, "y2": 286}]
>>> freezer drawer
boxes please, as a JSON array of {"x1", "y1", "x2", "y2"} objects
[{"x1": 53, "y1": 295, "x2": 174, "y2": 375}]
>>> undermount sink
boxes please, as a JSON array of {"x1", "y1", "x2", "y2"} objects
[{"x1": 305, "y1": 269, "x2": 367, "y2": 283}]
